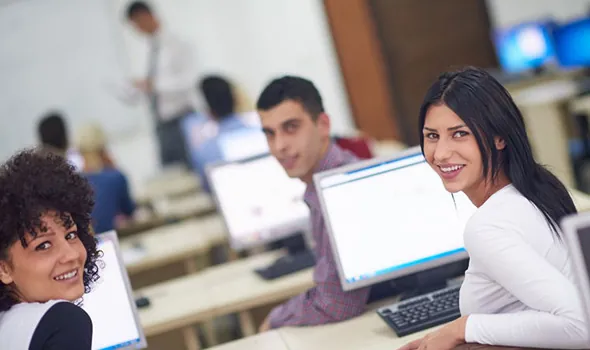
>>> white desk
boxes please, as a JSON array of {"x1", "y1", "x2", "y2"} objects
[
  {"x1": 137, "y1": 251, "x2": 314, "y2": 349},
  {"x1": 150, "y1": 192, "x2": 215, "y2": 219},
  {"x1": 135, "y1": 171, "x2": 201, "y2": 205},
  {"x1": 121, "y1": 215, "x2": 227, "y2": 275},
  {"x1": 279, "y1": 308, "x2": 435, "y2": 350},
  {"x1": 208, "y1": 331, "x2": 288, "y2": 350},
  {"x1": 208, "y1": 304, "x2": 435, "y2": 350},
  {"x1": 120, "y1": 192, "x2": 216, "y2": 236}
]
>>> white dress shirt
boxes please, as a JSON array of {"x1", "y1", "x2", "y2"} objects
[
  {"x1": 149, "y1": 30, "x2": 197, "y2": 122},
  {"x1": 460, "y1": 184, "x2": 589, "y2": 349}
]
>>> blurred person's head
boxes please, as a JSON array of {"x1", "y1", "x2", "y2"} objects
[
  {"x1": 200, "y1": 75, "x2": 236, "y2": 121},
  {"x1": 76, "y1": 124, "x2": 113, "y2": 173},
  {"x1": 257, "y1": 76, "x2": 330, "y2": 183},
  {"x1": 37, "y1": 112, "x2": 68, "y2": 156},
  {"x1": 126, "y1": 1, "x2": 159, "y2": 35}
]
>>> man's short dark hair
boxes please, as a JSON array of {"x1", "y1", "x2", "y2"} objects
[
  {"x1": 38, "y1": 112, "x2": 68, "y2": 150},
  {"x1": 126, "y1": 1, "x2": 151, "y2": 19},
  {"x1": 200, "y1": 75, "x2": 235, "y2": 120},
  {"x1": 256, "y1": 76, "x2": 324, "y2": 120}
]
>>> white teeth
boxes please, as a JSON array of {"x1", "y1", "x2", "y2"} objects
[
  {"x1": 54, "y1": 270, "x2": 77, "y2": 281},
  {"x1": 440, "y1": 165, "x2": 464, "y2": 173}
]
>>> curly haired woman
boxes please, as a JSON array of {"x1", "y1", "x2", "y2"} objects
[{"x1": 0, "y1": 149, "x2": 101, "y2": 350}]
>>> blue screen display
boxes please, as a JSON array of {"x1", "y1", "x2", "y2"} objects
[
  {"x1": 554, "y1": 17, "x2": 590, "y2": 68},
  {"x1": 494, "y1": 22, "x2": 556, "y2": 73}
]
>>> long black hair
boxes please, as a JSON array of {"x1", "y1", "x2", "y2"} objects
[{"x1": 418, "y1": 67, "x2": 576, "y2": 235}]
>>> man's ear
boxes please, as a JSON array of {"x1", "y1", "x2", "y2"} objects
[
  {"x1": 494, "y1": 136, "x2": 506, "y2": 151},
  {"x1": 0, "y1": 261, "x2": 13, "y2": 285},
  {"x1": 317, "y1": 112, "x2": 331, "y2": 138}
]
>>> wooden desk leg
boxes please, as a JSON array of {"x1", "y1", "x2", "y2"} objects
[
  {"x1": 201, "y1": 321, "x2": 219, "y2": 347},
  {"x1": 184, "y1": 257, "x2": 198, "y2": 274},
  {"x1": 182, "y1": 326, "x2": 201, "y2": 350},
  {"x1": 238, "y1": 310, "x2": 256, "y2": 337},
  {"x1": 227, "y1": 248, "x2": 239, "y2": 261}
]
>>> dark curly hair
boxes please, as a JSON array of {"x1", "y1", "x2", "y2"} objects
[{"x1": 0, "y1": 149, "x2": 101, "y2": 311}]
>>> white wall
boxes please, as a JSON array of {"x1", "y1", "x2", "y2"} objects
[
  {"x1": 0, "y1": 0, "x2": 354, "y2": 195},
  {"x1": 486, "y1": 0, "x2": 590, "y2": 28},
  {"x1": 107, "y1": 0, "x2": 354, "y2": 193}
]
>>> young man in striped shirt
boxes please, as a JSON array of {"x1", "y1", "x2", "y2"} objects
[{"x1": 257, "y1": 76, "x2": 370, "y2": 331}]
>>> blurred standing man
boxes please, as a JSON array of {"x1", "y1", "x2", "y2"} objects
[{"x1": 126, "y1": 1, "x2": 195, "y2": 168}]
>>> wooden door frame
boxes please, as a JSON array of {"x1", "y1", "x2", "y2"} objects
[{"x1": 323, "y1": 0, "x2": 401, "y2": 141}]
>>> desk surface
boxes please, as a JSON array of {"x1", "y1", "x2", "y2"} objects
[
  {"x1": 121, "y1": 215, "x2": 227, "y2": 275},
  {"x1": 278, "y1": 308, "x2": 434, "y2": 350},
  {"x1": 208, "y1": 331, "x2": 289, "y2": 350},
  {"x1": 208, "y1": 304, "x2": 435, "y2": 350},
  {"x1": 135, "y1": 171, "x2": 201, "y2": 204},
  {"x1": 138, "y1": 251, "x2": 314, "y2": 336},
  {"x1": 120, "y1": 192, "x2": 216, "y2": 236}
]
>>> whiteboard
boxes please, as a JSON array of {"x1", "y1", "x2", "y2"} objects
[{"x1": 0, "y1": 0, "x2": 148, "y2": 162}]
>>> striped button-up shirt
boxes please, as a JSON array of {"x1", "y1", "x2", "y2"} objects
[{"x1": 268, "y1": 144, "x2": 371, "y2": 328}]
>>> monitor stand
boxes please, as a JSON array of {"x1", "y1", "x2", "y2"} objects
[
  {"x1": 255, "y1": 232, "x2": 316, "y2": 280},
  {"x1": 367, "y1": 259, "x2": 468, "y2": 303}
]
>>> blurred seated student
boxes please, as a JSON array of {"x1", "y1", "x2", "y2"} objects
[
  {"x1": 76, "y1": 124, "x2": 135, "y2": 234},
  {"x1": 191, "y1": 75, "x2": 260, "y2": 192},
  {"x1": 399, "y1": 67, "x2": 589, "y2": 350},
  {"x1": 37, "y1": 112, "x2": 85, "y2": 170},
  {"x1": 37, "y1": 112, "x2": 69, "y2": 158},
  {"x1": 0, "y1": 150, "x2": 101, "y2": 350}
]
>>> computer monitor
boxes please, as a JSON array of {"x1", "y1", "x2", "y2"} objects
[
  {"x1": 314, "y1": 147, "x2": 477, "y2": 292},
  {"x1": 560, "y1": 212, "x2": 590, "y2": 330},
  {"x1": 81, "y1": 231, "x2": 147, "y2": 349},
  {"x1": 554, "y1": 17, "x2": 590, "y2": 68},
  {"x1": 493, "y1": 21, "x2": 556, "y2": 74},
  {"x1": 207, "y1": 154, "x2": 310, "y2": 251},
  {"x1": 217, "y1": 128, "x2": 269, "y2": 162}
]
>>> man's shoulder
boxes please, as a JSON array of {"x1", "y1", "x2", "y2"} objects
[{"x1": 332, "y1": 144, "x2": 359, "y2": 169}]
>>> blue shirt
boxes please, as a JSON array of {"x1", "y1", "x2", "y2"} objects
[
  {"x1": 190, "y1": 115, "x2": 267, "y2": 192},
  {"x1": 84, "y1": 169, "x2": 135, "y2": 234}
]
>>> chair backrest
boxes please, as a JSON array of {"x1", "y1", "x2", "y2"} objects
[{"x1": 334, "y1": 136, "x2": 373, "y2": 159}]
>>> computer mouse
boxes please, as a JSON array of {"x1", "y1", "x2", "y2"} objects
[{"x1": 135, "y1": 296, "x2": 151, "y2": 308}]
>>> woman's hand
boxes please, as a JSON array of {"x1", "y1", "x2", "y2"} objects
[{"x1": 397, "y1": 316, "x2": 468, "y2": 350}]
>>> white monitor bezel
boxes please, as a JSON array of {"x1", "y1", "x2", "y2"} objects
[
  {"x1": 93, "y1": 231, "x2": 147, "y2": 349},
  {"x1": 206, "y1": 153, "x2": 310, "y2": 251},
  {"x1": 313, "y1": 146, "x2": 468, "y2": 291},
  {"x1": 560, "y1": 212, "x2": 590, "y2": 333}
]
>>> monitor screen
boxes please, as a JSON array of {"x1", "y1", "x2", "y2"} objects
[
  {"x1": 554, "y1": 17, "x2": 590, "y2": 68},
  {"x1": 207, "y1": 154, "x2": 310, "y2": 250},
  {"x1": 493, "y1": 21, "x2": 556, "y2": 73},
  {"x1": 315, "y1": 148, "x2": 477, "y2": 291},
  {"x1": 81, "y1": 231, "x2": 146, "y2": 349},
  {"x1": 562, "y1": 213, "x2": 590, "y2": 331},
  {"x1": 217, "y1": 128, "x2": 269, "y2": 162}
]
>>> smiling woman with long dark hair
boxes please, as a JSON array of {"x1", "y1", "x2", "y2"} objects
[
  {"x1": 0, "y1": 150, "x2": 101, "y2": 350},
  {"x1": 399, "y1": 67, "x2": 588, "y2": 350}
]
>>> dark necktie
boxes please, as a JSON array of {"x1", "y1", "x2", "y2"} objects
[{"x1": 147, "y1": 38, "x2": 160, "y2": 120}]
